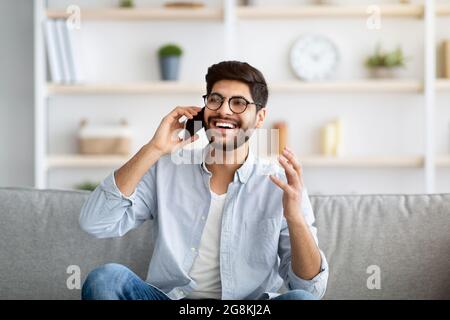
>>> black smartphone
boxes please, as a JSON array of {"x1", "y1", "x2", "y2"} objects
[{"x1": 184, "y1": 107, "x2": 206, "y2": 139}]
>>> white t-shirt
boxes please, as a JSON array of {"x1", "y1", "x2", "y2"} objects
[{"x1": 186, "y1": 191, "x2": 226, "y2": 300}]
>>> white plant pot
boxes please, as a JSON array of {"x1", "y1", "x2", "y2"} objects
[
  {"x1": 313, "y1": 0, "x2": 333, "y2": 4},
  {"x1": 368, "y1": 67, "x2": 401, "y2": 79}
]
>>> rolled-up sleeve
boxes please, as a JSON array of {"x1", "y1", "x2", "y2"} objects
[
  {"x1": 79, "y1": 165, "x2": 157, "y2": 238},
  {"x1": 278, "y1": 187, "x2": 329, "y2": 299},
  {"x1": 286, "y1": 250, "x2": 329, "y2": 298}
]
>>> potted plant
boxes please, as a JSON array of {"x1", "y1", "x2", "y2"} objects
[
  {"x1": 75, "y1": 181, "x2": 99, "y2": 191},
  {"x1": 313, "y1": 0, "x2": 333, "y2": 4},
  {"x1": 365, "y1": 45, "x2": 406, "y2": 78},
  {"x1": 158, "y1": 43, "x2": 183, "y2": 81},
  {"x1": 119, "y1": 0, "x2": 134, "y2": 8}
]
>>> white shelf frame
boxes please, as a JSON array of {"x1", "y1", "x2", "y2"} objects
[
  {"x1": 424, "y1": 0, "x2": 436, "y2": 193},
  {"x1": 35, "y1": 0, "x2": 47, "y2": 189},
  {"x1": 34, "y1": 0, "x2": 445, "y2": 193}
]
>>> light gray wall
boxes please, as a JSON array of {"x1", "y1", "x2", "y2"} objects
[{"x1": 0, "y1": 0, "x2": 34, "y2": 187}]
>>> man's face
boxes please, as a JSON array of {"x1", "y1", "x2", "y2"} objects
[{"x1": 204, "y1": 80, "x2": 266, "y2": 151}]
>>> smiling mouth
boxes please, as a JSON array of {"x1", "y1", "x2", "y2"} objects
[{"x1": 211, "y1": 119, "x2": 239, "y2": 130}]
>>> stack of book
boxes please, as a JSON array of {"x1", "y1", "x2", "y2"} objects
[{"x1": 44, "y1": 19, "x2": 84, "y2": 84}]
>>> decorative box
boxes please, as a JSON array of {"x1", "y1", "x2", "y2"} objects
[{"x1": 78, "y1": 119, "x2": 131, "y2": 155}]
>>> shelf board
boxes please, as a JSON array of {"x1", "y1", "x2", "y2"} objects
[
  {"x1": 288, "y1": 155, "x2": 423, "y2": 168},
  {"x1": 47, "y1": 79, "x2": 422, "y2": 95},
  {"x1": 46, "y1": 7, "x2": 222, "y2": 20},
  {"x1": 437, "y1": 4, "x2": 450, "y2": 16},
  {"x1": 46, "y1": 4, "x2": 425, "y2": 21},
  {"x1": 47, "y1": 82, "x2": 205, "y2": 95},
  {"x1": 436, "y1": 79, "x2": 450, "y2": 91},
  {"x1": 436, "y1": 156, "x2": 450, "y2": 167},
  {"x1": 270, "y1": 79, "x2": 422, "y2": 93},
  {"x1": 237, "y1": 4, "x2": 424, "y2": 19},
  {"x1": 47, "y1": 154, "x2": 129, "y2": 169},
  {"x1": 47, "y1": 154, "x2": 424, "y2": 169}
]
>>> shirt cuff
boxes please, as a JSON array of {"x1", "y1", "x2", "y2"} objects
[
  {"x1": 287, "y1": 250, "x2": 329, "y2": 295},
  {"x1": 101, "y1": 170, "x2": 138, "y2": 203}
]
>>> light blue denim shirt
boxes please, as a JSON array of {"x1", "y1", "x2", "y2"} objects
[{"x1": 79, "y1": 147, "x2": 329, "y2": 300}]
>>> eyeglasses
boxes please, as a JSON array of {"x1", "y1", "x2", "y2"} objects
[{"x1": 202, "y1": 93, "x2": 262, "y2": 114}]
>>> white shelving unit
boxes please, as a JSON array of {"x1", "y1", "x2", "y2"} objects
[{"x1": 34, "y1": 0, "x2": 449, "y2": 193}]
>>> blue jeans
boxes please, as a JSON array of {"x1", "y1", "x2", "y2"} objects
[{"x1": 81, "y1": 263, "x2": 317, "y2": 300}]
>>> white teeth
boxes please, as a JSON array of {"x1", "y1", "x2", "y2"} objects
[{"x1": 215, "y1": 122, "x2": 235, "y2": 129}]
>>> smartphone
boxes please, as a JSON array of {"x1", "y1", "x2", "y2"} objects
[{"x1": 184, "y1": 107, "x2": 206, "y2": 140}]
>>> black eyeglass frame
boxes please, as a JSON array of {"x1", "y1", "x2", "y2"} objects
[{"x1": 202, "y1": 93, "x2": 263, "y2": 114}]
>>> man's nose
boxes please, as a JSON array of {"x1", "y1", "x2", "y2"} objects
[{"x1": 216, "y1": 99, "x2": 234, "y2": 117}]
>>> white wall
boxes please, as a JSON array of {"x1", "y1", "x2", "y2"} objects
[
  {"x1": 0, "y1": 0, "x2": 34, "y2": 187},
  {"x1": 8, "y1": 0, "x2": 450, "y2": 194}
]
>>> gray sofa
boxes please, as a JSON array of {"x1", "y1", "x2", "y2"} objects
[{"x1": 1, "y1": 186, "x2": 449, "y2": 300}]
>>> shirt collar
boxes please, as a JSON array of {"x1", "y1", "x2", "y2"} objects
[{"x1": 201, "y1": 145, "x2": 255, "y2": 184}]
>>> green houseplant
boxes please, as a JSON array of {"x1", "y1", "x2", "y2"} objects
[
  {"x1": 75, "y1": 181, "x2": 99, "y2": 191},
  {"x1": 365, "y1": 45, "x2": 406, "y2": 78},
  {"x1": 158, "y1": 43, "x2": 183, "y2": 81},
  {"x1": 119, "y1": 0, "x2": 134, "y2": 8}
]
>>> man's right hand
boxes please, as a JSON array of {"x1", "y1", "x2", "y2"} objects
[{"x1": 148, "y1": 106, "x2": 202, "y2": 157}]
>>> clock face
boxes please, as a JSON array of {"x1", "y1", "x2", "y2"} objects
[{"x1": 290, "y1": 35, "x2": 339, "y2": 81}]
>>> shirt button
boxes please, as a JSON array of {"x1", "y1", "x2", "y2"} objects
[
  {"x1": 201, "y1": 216, "x2": 205, "y2": 221},
  {"x1": 191, "y1": 247, "x2": 196, "y2": 252}
]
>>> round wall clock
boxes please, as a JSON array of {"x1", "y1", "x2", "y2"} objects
[{"x1": 290, "y1": 35, "x2": 339, "y2": 81}]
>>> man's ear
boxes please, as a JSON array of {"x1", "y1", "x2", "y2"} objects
[{"x1": 255, "y1": 108, "x2": 266, "y2": 129}]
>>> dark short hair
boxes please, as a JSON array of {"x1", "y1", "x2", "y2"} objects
[{"x1": 205, "y1": 61, "x2": 268, "y2": 110}]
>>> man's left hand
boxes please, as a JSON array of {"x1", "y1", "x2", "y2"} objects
[{"x1": 269, "y1": 147, "x2": 304, "y2": 223}]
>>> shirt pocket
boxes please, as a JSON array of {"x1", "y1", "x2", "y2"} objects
[{"x1": 244, "y1": 217, "x2": 279, "y2": 266}]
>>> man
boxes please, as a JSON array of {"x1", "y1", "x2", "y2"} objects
[{"x1": 79, "y1": 61, "x2": 329, "y2": 300}]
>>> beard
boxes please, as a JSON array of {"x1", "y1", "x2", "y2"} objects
[{"x1": 205, "y1": 116, "x2": 255, "y2": 152}]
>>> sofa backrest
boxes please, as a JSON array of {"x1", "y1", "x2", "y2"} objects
[
  {"x1": 312, "y1": 194, "x2": 450, "y2": 299},
  {"x1": 0, "y1": 187, "x2": 153, "y2": 299},
  {"x1": 0, "y1": 187, "x2": 449, "y2": 299}
]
